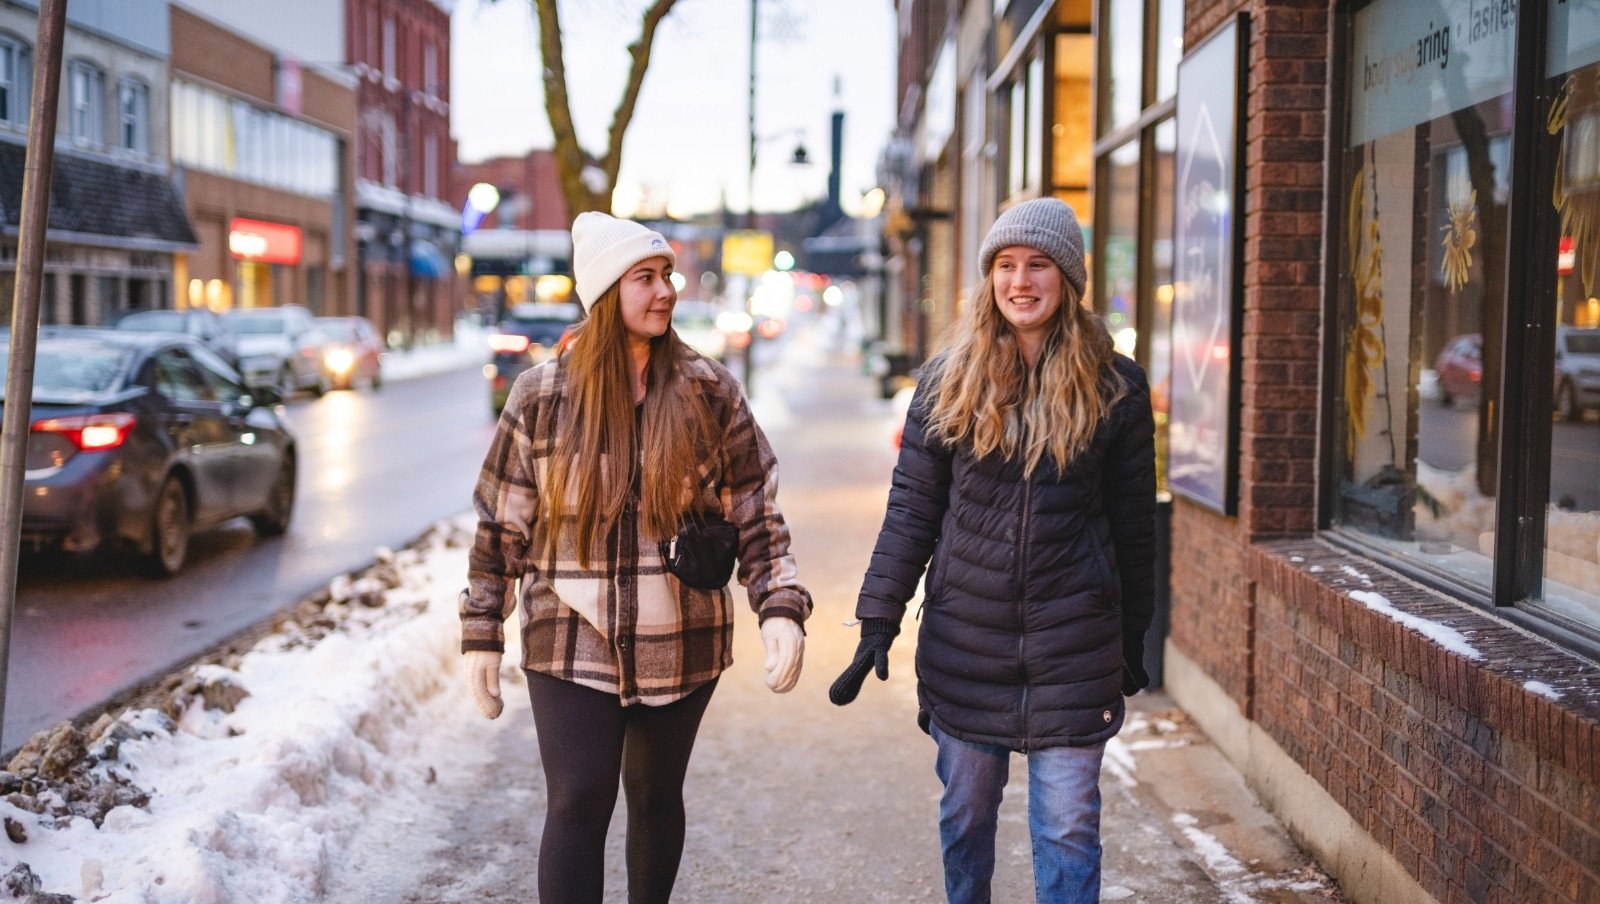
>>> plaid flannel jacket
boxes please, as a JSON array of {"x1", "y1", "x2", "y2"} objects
[{"x1": 460, "y1": 350, "x2": 812, "y2": 706}]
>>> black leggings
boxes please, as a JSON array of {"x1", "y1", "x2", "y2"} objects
[{"x1": 523, "y1": 669, "x2": 718, "y2": 904}]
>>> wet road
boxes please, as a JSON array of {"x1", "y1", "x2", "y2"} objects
[{"x1": 2, "y1": 364, "x2": 495, "y2": 752}]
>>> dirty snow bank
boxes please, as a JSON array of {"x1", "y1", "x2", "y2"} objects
[{"x1": 0, "y1": 514, "x2": 484, "y2": 904}]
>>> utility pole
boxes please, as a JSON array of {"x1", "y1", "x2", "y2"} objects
[
  {"x1": 741, "y1": 0, "x2": 759, "y2": 393},
  {"x1": 0, "y1": 0, "x2": 68, "y2": 748}
]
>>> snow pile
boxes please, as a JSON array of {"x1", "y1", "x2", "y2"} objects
[
  {"x1": 1169, "y1": 813, "x2": 1331, "y2": 904},
  {"x1": 0, "y1": 515, "x2": 481, "y2": 904},
  {"x1": 1349, "y1": 590, "x2": 1483, "y2": 661}
]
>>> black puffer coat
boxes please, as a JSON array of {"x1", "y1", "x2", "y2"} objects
[{"x1": 856, "y1": 352, "x2": 1156, "y2": 751}]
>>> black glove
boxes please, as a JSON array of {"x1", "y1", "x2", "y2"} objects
[
  {"x1": 829, "y1": 618, "x2": 899, "y2": 705},
  {"x1": 1121, "y1": 630, "x2": 1150, "y2": 697}
]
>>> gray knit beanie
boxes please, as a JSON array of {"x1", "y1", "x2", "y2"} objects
[{"x1": 978, "y1": 198, "x2": 1087, "y2": 297}]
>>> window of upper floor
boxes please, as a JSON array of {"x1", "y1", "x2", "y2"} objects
[
  {"x1": 117, "y1": 77, "x2": 149, "y2": 155},
  {"x1": 0, "y1": 33, "x2": 31, "y2": 130},
  {"x1": 68, "y1": 60, "x2": 106, "y2": 147}
]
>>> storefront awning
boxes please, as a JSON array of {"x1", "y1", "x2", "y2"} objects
[
  {"x1": 0, "y1": 143, "x2": 197, "y2": 250},
  {"x1": 409, "y1": 239, "x2": 451, "y2": 279}
]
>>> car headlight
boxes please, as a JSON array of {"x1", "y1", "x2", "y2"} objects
[{"x1": 325, "y1": 348, "x2": 355, "y2": 373}]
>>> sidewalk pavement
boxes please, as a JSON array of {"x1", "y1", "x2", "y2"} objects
[
  {"x1": 327, "y1": 322, "x2": 1351, "y2": 904},
  {"x1": 1097, "y1": 689, "x2": 1346, "y2": 902}
]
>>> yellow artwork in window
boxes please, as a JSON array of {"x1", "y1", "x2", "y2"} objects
[
  {"x1": 1344, "y1": 166, "x2": 1386, "y2": 460},
  {"x1": 1550, "y1": 72, "x2": 1599, "y2": 298},
  {"x1": 1439, "y1": 168, "x2": 1477, "y2": 293}
]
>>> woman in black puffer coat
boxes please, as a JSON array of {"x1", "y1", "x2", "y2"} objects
[{"x1": 830, "y1": 197, "x2": 1156, "y2": 904}]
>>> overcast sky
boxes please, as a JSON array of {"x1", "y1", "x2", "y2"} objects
[{"x1": 449, "y1": 0, "x2": 896, "y2": 219}]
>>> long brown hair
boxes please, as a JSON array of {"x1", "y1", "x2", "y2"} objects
[
  {"x1": 541, "y1": 285, "x2": 717, "y2": 566},
  {"x1": 925, "y1": 274, "x2": 1124, "y2": 475}
]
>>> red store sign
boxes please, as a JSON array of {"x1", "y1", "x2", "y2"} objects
[{"x1": 228, "y1": 218, "x2": 302, "y2": 265}]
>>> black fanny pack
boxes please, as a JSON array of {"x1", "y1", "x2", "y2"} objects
[{"x1": 659, "y1": 514, "x2": 739, "y2": 590}]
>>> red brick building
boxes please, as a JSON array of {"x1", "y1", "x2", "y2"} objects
[
  {"x1": 347, "y1": 0, "x2": 459, "y2": 345},
  {"x1": 884, "y1": 2, "x2": 1600, "y2": 903},
  {"x1": 453, "y1": 149, "x2": 570, "y2": 232}
]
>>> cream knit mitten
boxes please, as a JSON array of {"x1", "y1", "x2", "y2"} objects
[
  {"x1": 464, "y1": 650, "x2": 504, "y2": 719},
  {"x1": 760, "y1": 617, "x2": 804, "y2": 694}
]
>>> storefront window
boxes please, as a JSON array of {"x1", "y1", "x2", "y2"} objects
[
  {"x1": 1009, "y1": 78, "x2": 1027, "y2": 197},
  {"x1": 1097, "y1": 141, "x2": 1139, "y2": 355},
  {"x1": 1054, "y1": 34, "x2": 1093, "y2": 190},
  {"x1": 171, "y1": 80, "x2": 337, "y2": 198},
  {"x1": 1154, "y1": 0, "x2": 1183, "y2": 102},
  {"x1": 1150, "y1": 119, "x2": 1177, "y2": 490},
  {"x1": 1333, "y1": 0, "x2": 1515, "y2": 593},
  {"x1": 1100, "y1": 0, "x2": 1143, "y2": 135},
  {"x1": 1536, "y1": 2, "x2": 1600, "y2": 627}
]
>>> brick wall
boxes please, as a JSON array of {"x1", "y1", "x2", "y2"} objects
[
  {"x1": 1247, "y1": 540, "x2": 1600, "y2": 903},
  {"x1": 1169, "y1": 3, "x2": 1600, "y2": 904}
]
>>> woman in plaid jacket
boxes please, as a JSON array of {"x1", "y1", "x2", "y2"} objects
[{"x1": 460, "y1": 212, "x2": 812, "y2": 904}]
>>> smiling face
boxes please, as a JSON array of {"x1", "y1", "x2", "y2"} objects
[
  {"x1": 990, "y1": 245, "x2": 1065, "y2": 341},
  {"x1": 616, "y1": 256, "x2": 677, "y2": 342}
]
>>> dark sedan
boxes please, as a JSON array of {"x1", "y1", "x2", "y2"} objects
[
  {"x1": 487, "y1": 302, "x2": 580, "y2": 415},
  {"x1": 3, "y1": 327, "x2": 297, "y2": 575}
]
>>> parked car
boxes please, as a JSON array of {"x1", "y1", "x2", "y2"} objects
[
  {"x1": 313, "y1": 316, "x2": 384, "y2": 391},
  {"x1": 1554, "y1": 326, "x2": 1600, "y2": 421},
  {"x1": 487, "y1": 302, "x2": 581, "y2": 415},
  {"x1": 1434, "y1": 333, "x2": 1482, "y2": 405},
  {"x1": 224, "y1": 305, "x2": 330, "y2": 397},
  {"x1": 671, "y1": 300, "x2": 727, "y2": 362},
  {"x1": 112, "y1": 308, "x2": 241, "y2": 371},
  {"x1": 2, "y1": 327, "x2": 296, "y2": 576}
]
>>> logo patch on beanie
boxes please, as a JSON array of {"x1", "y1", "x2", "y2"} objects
[{"x1": 650, "y1": 238, "x2": 667, "y2": 249}]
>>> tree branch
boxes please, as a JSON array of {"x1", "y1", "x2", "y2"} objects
[
  {"x1": 599, "y1": 0, "x2": 678, "y2": 186},
  {"x1": 530, "y1": 0, "x2": 602, "y2": 213}
]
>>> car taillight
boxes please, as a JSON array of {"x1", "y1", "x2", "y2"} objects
[
  {"x1": 32, "y1": 413, "x2": 137, "y2": 451},
  {"x1": 488, "y1": 333, "x2": 531, "y2": 354}
]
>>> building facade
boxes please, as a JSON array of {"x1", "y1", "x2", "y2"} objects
[
  {"x1": 347, "y1": 0, "x2": 458, "y2": 347},
  {"x1": 453, "y1": 149, "x2": 570, "y2": 233},
  {"x1": 168, "y1": 2, "x2": 356, "y2": 316},
  {"x1": 0, "y1": 0, "x2": 194, "y2": 326},
  {"x1": 884, "y1": 2, "x2": 1600, "y2": 903}
]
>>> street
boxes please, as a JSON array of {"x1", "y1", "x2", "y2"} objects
[
  {"x1": 1417, "y1": 399, "x2": 1600, "y2": 510},
  {"x1": 3, "y1": 364, "x2": 495, "y2": 752}
]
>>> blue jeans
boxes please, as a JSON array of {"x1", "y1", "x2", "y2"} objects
[{"x1": 930, "y1": 722, "x2": 1106, "y2": 904}]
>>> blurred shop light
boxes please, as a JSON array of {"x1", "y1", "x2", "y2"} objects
[
  {"x1": 717, "y1": 311, "x2": 754, "y2": 335},
  {"x1": 822, "y1": 285, "x2": 843, "y2": 307},
  {"x1": 462, "y1": 182, "x2": 501, "y2": 235},
  {"x1": 861, "y1": 187, "x2": 886, "y2": 218},
  {"x1": 1113, "y1": 328, "x2": 1138, "y2": 357},
  {"x1": 467, "y1": 182, "x2": 501, "y2": 212},
  {"x1": 534, "y1": 274, "x2": 573, "y2": 303},
  {"x1": 670, "y1": 272, "x2": 687, "y2": 292},
  {"x1": 773, "y1": 250, "x2": 795, "y2": 271}
]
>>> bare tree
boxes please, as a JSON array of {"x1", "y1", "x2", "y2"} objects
[{"x1": 508, "y1": 0, "x2": 681, "y2": 215}]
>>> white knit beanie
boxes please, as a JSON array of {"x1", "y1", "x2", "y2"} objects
[
  {"x1": 978, "y1": 197, "x2": 1087, "y2": 297},
  {"x1": 570, "y1": 211, "x2": 676, "y2": 311}
]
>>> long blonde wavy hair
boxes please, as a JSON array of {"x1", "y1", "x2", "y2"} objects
[
  {"x1": 540, "y1": 286, "x2": 717, "y2": 567},
  {"x1": 925, "y1": 274, "x2": 1125, "y2": 475}
]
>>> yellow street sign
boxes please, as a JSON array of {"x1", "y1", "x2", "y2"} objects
[{"x1": 722, "y1": 230, "x2": 775, "y2": 276}]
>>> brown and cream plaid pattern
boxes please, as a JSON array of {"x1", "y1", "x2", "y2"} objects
[{"x1": 461, "y1": 350, "x2": 812, "y2": 706}]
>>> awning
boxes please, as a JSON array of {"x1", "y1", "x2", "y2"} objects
[{"x1": 409, "y1": 239, "x2": 450, "y2": 279}]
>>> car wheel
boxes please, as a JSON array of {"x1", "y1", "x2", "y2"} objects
[
  {"x1": 276, "y1": 366, "x2": 296, "y2": 400},
  {"x1": 370, "y1": 367, "x2": 382, "y2": 391},
  {"x1": 250, "y1": 458, "x2": 296, "y2": 536},
  {"x1": 310, "y1": 370, "x2": 328, "y2": 397},
  {"x1": 1557, "y1": 379, "x2": 1582, "y2": 422},
  {"x1": 144, "y1": 476, "x2": 190, "y2": 577}
]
